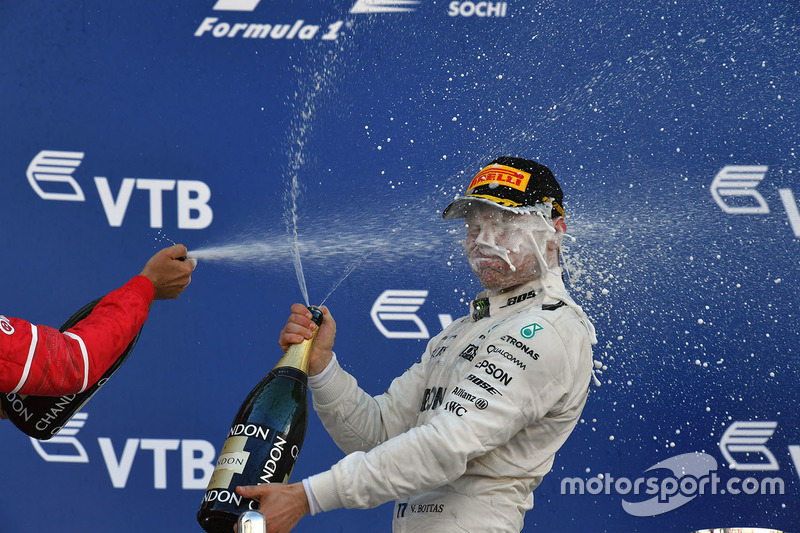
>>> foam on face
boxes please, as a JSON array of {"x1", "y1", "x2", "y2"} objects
[{"x1": 464, "y1": 203, "x2": 558, "y2": 279}]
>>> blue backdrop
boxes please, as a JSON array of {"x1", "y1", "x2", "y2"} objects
[{"x1": 1, "y1": 1, "x2": 798, "y2": 532}]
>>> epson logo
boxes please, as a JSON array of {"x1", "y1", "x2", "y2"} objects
[
  {"x1": 27, "y1": 150, "x2": 213, "y2": 230},
  {"x1": 711, "y1": 165, "x2": 800, "y2": 237},
  {"x1": 474, "y1": 360, "x2": 513, "y2": 386}
]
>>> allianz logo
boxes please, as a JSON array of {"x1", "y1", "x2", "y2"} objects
[
  {"x1": 26, "y1": 150, "x2": 213, "y2": 230},
  {"x1": 711, "y1": 165, "x2": 799, "y2": 237}
]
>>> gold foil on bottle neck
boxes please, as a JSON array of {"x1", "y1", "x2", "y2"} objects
[{"x1": 273, "y1": 331, "x2": 317, "y2": 374}]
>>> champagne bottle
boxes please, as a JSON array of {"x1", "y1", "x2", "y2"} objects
[
  {"x1": 1, "y1": 297, "x2": 141, "y2": 440},
  {"x1": 197, "y1": 306, "x2": 323, "y2": 533}
]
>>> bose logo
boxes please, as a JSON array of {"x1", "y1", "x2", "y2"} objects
[
  {"x1": 27, "y1": 150, "x2": 213, "y2": 230},
  {"x1": 711, "y1": 165, "x2": 800, "y2": 237}
]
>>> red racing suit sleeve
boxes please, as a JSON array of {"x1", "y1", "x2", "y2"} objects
[{"x1": 0, "y1": 275, "x2": 155, "y2": 396}]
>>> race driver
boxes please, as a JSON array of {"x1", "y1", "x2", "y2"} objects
[
  {"x1": 237, "y1": 157, "x2": 597, "y2": 533},
  {"x1": 0, "y1": 244, "x2": 194, "y2": 410}
]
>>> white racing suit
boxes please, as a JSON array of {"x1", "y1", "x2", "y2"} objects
[{"x1": 306, "y1": 275, "x2": 595, "y2": 532}]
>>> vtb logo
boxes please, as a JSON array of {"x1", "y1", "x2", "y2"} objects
[
  {"x1": 711, "y1": 165, "x2": 799, "y2": 237},
  {"x1": 26, "y1": 150, "x2": 213, "y2": 229},
  {"x1": 31, "y1": 412, "x2": 217, "y2": 490},
  {"x1": 370, "y1": 290, "x2": 452, "y2": 340},
  {"x1": 719, "y1": 421, "x2": 779, "y2": 471}
]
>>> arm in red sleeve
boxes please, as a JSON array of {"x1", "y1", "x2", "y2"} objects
[{"x1": 0, "y1": 275, "x2": 155, "y2": 396}]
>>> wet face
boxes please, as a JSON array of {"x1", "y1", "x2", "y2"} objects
[{"x1": 464, "y1": 203, "x2": 563, "y2": 292}]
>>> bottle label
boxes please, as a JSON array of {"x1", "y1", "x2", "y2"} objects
[
  {"x1": 205, "y1": 422, "x2": 299, "y2": 492},
  {"x1": 206, "y1": 437, "x2": 250, "y2": 489},
  {"x1": 199, "y1": 371, "x2": 308, "y2": 529}
]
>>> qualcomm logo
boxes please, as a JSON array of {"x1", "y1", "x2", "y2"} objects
[
  {"x1": 212, "y1": 0, "x2": 420, "y2": 14},
  {"x1": 32, "y1": 412, "x2": 216, "y2": 490},
  {"x1": 26, "y1": 150, "x2": 213, "y2": 229},
  {"x1": 371, "y1": 290, "x2": 452, "y2": 339},
  {"x1": 711, "y1": 165, "x2": 800, "y2": 237}
]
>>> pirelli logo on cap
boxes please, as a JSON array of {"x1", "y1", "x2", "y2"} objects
[{"x1": 468, "y1": 164, "x2": 530, "y2": 193}]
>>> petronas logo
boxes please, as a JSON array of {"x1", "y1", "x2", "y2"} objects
[{"x1": 520, "y1": 323, "x2": 542, "y2": 339}]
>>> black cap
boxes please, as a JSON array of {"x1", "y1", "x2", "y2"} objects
[{"x1": 442, "y1": 156, "x2": 564, "y2": 219}]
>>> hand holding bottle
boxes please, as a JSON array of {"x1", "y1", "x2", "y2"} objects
[
  {"x1": 198, "y1": 306, "x2": 322, "y2": 532},
  {"x1": 234, "y1": 482, "x2": 309, "y2": 533},
  {"x1": 279, "y1": 304, "x2": 336, "y2": 376}
]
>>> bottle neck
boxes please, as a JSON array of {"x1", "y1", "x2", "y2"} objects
[
  {"x1": 273, "y1": 334, "x2": 316, "y2": 374},
  {"x1": 273, "y1": 305, "x2": 323, "y2": 374}
]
